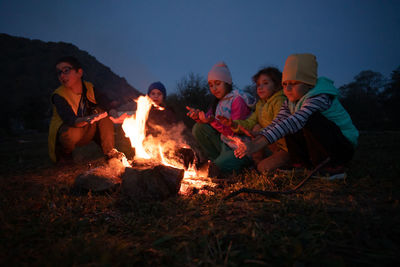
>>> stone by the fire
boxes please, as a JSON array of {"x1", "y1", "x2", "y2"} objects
[
  {"x1": 73, "y1": 158, "x2": 125, "y2": 192},
  {"x1": 121, "y1": 165, "x2": 184, "y2": 201}
]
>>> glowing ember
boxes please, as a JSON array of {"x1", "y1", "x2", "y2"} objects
[
  {"x1": 183, "y1": 163, "x2": 198, "y2": 179},
  {"x1": 121, "y1": 156, "x2": 131, "y2": 168},
  {"x1": 121, "y1": 95, "x2": 216, "y2": 194}
]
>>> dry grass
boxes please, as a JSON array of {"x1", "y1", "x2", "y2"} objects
[{"x1": 0, "y1": 131, "x2": 399, "y2": 266}]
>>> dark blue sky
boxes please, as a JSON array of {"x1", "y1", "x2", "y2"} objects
[{"x1": 1, "y1": 0, "x2": 399, "y2": 94}]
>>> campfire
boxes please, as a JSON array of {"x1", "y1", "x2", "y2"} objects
[{"x1": 120, "y1": 95, "x2": 216, "y2": 195}]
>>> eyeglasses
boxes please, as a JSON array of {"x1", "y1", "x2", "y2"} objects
[{"x1": 56, "y1": 66, "x2": 73, "y2": 76}]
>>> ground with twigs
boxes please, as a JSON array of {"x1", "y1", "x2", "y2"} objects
[{"x1": 0, "y1": 131, "x2": 399, "y2": 266}]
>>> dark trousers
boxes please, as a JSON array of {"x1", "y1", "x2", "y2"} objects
[
  {"x1": 56, "y1": 117, "x2": 114, "y2": 159},
  {"x1": 285, "y1": 112, "x2": 354, "y2": 168}
]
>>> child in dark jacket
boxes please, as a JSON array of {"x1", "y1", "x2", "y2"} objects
[
  {"x1": 234, "y1": 54, "x2": 359, "y2": 179},
  {"x1": 146, "y1": 81, "x2": 201, "y2": 168},
  {"x1": 146, "y1": 81, "x2": 179, "y2": 137}
]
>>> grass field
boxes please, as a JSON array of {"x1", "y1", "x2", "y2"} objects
[{"x1": 0, "y1": 131, "x2": 399, "y2": 266}]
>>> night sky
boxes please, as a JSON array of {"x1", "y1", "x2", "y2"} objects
[{"x1": 1, "y1": 0, "x2": 399, "y2": 94}]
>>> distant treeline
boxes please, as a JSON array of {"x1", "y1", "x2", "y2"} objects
[
  {"x1": 1, "y1": 33, "x2": 398, "y2": 136},
  {"x1": 339, "y1": 69, "x2": 400, "y2": 130}
]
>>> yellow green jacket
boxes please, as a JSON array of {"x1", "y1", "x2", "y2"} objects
[
  {"x1": 48, "y1": 81, "x2": 96, "y2": 162},
  {"x1": 234, "y1": 90, "x2": 287, "y2": 151}
]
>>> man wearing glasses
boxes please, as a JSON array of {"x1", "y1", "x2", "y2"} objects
[{"x1": 48, "y1": 56, "x2": 124, "y2": 164}]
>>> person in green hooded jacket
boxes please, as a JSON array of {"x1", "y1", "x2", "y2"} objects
[
  {"x1": 217, "y1": 67, "x2": 289, "y2": 173},
  {"x1": 234, "y1": 54, "x2": 359, "y2": 180}
]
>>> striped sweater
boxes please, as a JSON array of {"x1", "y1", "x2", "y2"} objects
[{"x1": 260, "y1": 94, "x2": 332, "y2": 144}]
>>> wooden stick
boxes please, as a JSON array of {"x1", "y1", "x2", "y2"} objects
[{"x1": 223, "y1": 157, "x2": 330, "y2": 200}]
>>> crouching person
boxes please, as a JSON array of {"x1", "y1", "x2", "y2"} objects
[
  {"x1": 187, "y1": 62, "x2": 256, "y2": 177},
  {"x1": 234, "y1": 54, "x2": 359, "y2": 180},
  {"x1": 48, "y1": 56, "x2": 123, "y2": 164}
]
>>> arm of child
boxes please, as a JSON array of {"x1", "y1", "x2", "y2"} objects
[
  {"x1": 186, "y1": 106, "x2": 215, "y2": 123},
  {"x1": 234, "y1": 135, "x2": 269, "y2": 159},
  {"x1": 74, "y1": 112, "x2": 108, "y2": 126},
  {"x1": 232, "y1": 100, "x2": 261, "y2": 133},
  {"x1": 210, "y1": 96, "x2": 250, "y2": 136},
  {"x1": 251, "y1": 124, "x2": 262, "y2": 134},
  {"x1": 186, "y1": 106, "x2": 201, "y2": 121},
  {"x1": 233, "y1": 110, "x2": 258, "y2": 133},
  {"x1": 260, "y1": 94, "x2": 332, "y2": 144}
]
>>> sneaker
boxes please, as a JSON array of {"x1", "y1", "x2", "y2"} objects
[
  {"x1": 312, "y1": 166, "x2": 347, "y2": 180},
  {"x1": 105, "y1": 148, "x2": 126, "y2": 161}
]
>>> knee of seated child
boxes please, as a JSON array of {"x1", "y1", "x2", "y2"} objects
[
  {"x1": 257, "y1": 150, "x2": 290, "y2": 172},
  {"x1": 59, "y1": 125, "x2": 84, "y2": 144},
  {"x1": 191, "y1": 122, "x2": 202, "y2": 136},
  {"x1": 192, "y1": 122, "x2": 213, "y2": 138}
]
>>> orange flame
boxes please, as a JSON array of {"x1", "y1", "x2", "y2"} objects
[
  {"x1": 122, "y1": 96, "x2": 153, "y2": 159},
  {"x1": 121, "y1": 95, "x2": 216, "y2": 194}
]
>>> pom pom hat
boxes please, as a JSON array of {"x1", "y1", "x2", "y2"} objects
[
  {"x1": 282, "y1": 53, "x2": 318, "y2": 86},
  {"x1": 147, "y1": 81, "x2": 167, "y2": 98},
  {"x1": 207, "y1": 61, "x2": 232, "y2": 84}
]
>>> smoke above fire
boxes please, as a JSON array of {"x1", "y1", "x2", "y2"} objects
[{"x1": 120, "y1": 95, "x2": 215, "y2": 194}]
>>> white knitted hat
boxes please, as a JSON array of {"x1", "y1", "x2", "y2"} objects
[{"x1": 207, "y1": 61, "x2": 232, "y2": 84}]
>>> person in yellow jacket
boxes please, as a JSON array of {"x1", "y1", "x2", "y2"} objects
[
  {"x1": 48, "y1": 56, "x2": 124, "y2": 164},
  {"x1": 218, "y1": 67, "x2": 289, "y2": 172}
]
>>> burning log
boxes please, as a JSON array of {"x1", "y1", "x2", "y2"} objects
[{"x1": 121, "y1": 164, "x2": 184, "y2": 201}]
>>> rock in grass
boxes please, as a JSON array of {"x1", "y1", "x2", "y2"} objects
[
  {"x1": 73, "y1": 158, "x2": 125, "y2": 192},
  {"x1": 121, "y1": 165, "x2": 184, "y2": 201}
]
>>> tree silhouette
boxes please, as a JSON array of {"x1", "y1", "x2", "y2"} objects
[
  {"x1": 381, "y1": 66, "x2": 400, "y2": 128},
  {"x1": 339, "y1": 70, "x2": 386, "y2": 130},
  {"x1": 166, "y1": 72, "x2": 211, "y2": 128}
]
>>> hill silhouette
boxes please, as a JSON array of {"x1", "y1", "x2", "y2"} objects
[{"x1": 0, "y1": 33, "x2": 142, "y2": 135}]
